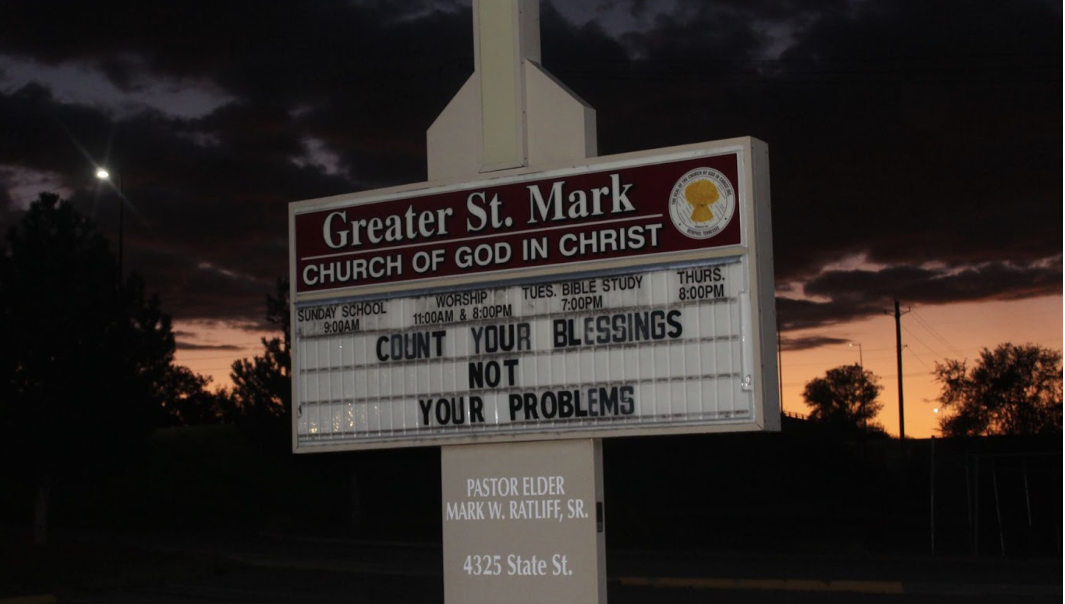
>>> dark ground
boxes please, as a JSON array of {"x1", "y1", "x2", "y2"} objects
[
  {"x1": 1, "y1": 527, "x2": 1060, "y2": 603},
  {"x1": 1, "y1": 423, "x2": 1060, "y2": 602}
]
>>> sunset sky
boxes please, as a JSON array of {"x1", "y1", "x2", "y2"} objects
[{"x1": 0, "y1": 0, "x2": 1059, "y2": 439}]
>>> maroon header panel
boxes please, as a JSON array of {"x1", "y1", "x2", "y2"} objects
[{"x1": 294, "y1": 150, "x2": 743, "y2": 294}]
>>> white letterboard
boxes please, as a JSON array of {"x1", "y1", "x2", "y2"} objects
[{"x1": 294, "y1": 259, "x2": 766, "y2": 449}]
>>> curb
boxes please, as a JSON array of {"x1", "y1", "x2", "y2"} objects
[
  {"x1": 617, "y1": 576, "x2": 904, "y2": 594},
  {"x1": 616, "y1": 576, "x2": 1063, "y2": 597}
]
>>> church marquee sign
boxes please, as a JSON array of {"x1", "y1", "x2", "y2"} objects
[{"x1": 289, "y1": 137, "x2": 777, "y2": 451}]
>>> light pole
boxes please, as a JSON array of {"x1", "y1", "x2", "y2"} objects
[
  {"x1": 95, "y1": 168, "x2": 123, "y2": 283},
  {"x1": 850, "y1": 342, "x2": 865, "y2": 431},
  {"x1": 95, "y1": 168, "x2": 127, "y2": 448}
]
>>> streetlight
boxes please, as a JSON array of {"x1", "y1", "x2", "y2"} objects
[
  {"x1": 850, "y1": 342, "x2": 866, "y2": 432},
  {"x1": 95, "y1": 168, "x2": 123, "y2": 283},
  {"x1": 849, "y1": 341, "x2": 864, "y2": 368}
]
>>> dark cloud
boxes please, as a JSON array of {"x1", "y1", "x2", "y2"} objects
[
  {"x1": 0, "y1": 0, "x2": 1059, "y2": 338},
  {"x1": 543, "y1": 0, "x2": 1060, "y2": 331},
  {"x1": 781, "y1": 258, "x2": 1063, "y2": 330},
  {"x1": 805, "y1": 261, "x2": 1064, "y2": 307},
  {"x1": 174, "y1": 340, "x2": 246, "y2": 353},
  {"x1": 781, "y1": 334, "x2": 852, "y2": 352}
]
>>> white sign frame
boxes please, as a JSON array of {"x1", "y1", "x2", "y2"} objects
[{"x1": 289, "y1": 137, "x2": 777, "y2": 452}]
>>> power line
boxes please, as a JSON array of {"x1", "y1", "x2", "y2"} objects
[
  {"x1": 903, "y1": 344, "x2": 934, "y2": 371},
  {"x1": 900, "y1": 324, "x2": 939, "y2": 367},
  {"x1": 909, "y1": 308, "x2": 966, "y2": 359}
]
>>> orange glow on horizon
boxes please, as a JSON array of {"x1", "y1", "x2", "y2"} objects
[
  {"x1": 781, "y1": 295, "x2": 1063, "y2": 438},
  {"x1": 174, "y1": 320, "x2": 269, "y2": 392},
  {"x1": 176, "y1": 295, "x2": 1063, "y2": 439}
]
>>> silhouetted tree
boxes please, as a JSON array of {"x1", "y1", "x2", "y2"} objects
[
  {"x1": 0, "y1": 193, "x2": 175, "y2": 543},
  {"x1": 230, "y1": 278, "x2": 290, "y2": 450},
  {"x1": 934, "y1": 343, "x2": 1062, "y2": 437},
  {"x1": 802, "y1": 364, "x2": 885, "y2": 434},
  {"x1": 158, "y1": 365, "x2": 236, "y2": 426}
]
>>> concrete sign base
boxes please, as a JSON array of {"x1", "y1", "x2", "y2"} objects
[{"x1": 442, "y1": 439, "x2": 606, "y2": 603}]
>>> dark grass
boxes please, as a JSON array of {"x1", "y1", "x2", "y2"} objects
[{"x1": 0, "y1": 535, "x2": 237, "y2": 599}]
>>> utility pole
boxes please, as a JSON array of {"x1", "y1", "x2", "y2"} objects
[{"x1": 893, "y1": 299, "x2": 909, "y2": 439}]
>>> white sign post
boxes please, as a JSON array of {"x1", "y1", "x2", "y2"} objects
[{"x1": 288, "y1": 2, "x2": 775, "y2": 602}]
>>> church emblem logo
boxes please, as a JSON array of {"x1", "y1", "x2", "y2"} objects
[{"x1": 668, "y1": 168, "x2": 736, "y2": 239}]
